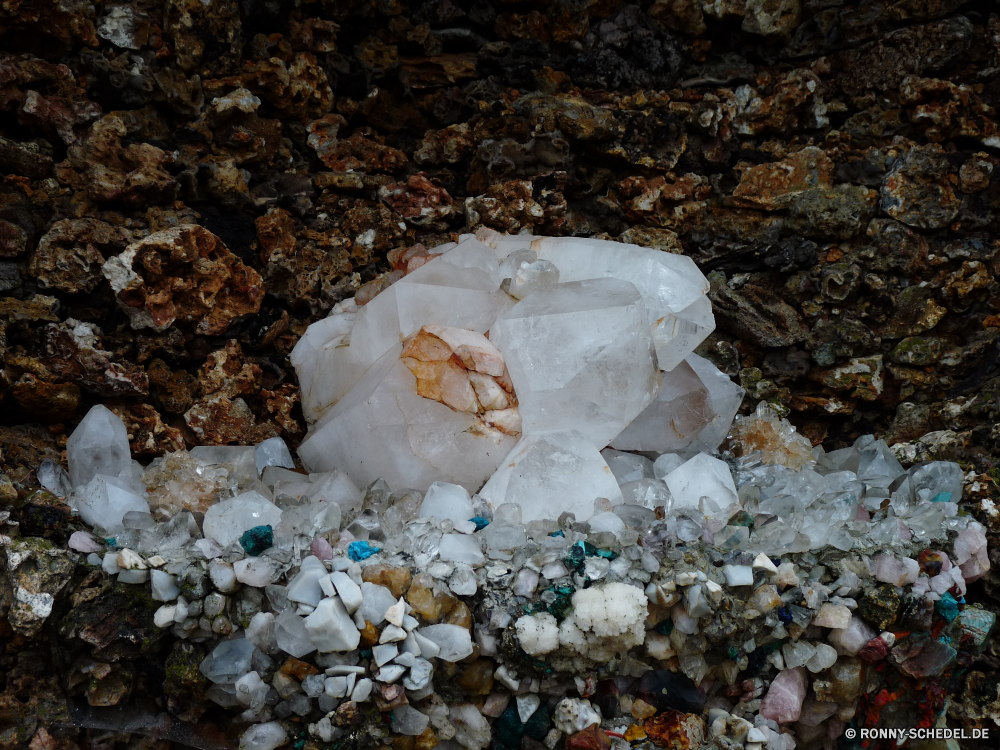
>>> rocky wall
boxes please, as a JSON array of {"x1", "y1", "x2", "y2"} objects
[{"x1": 3, "y1": 1, "x2": 1000, "y2": 750}]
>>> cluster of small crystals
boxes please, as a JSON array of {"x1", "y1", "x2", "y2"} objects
[{"x1": 46, "y1": 389, "x2": 995, "y2": 750}]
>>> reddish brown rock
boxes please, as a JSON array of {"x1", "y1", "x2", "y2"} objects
[
  {"x1": 184, "y1": 393, "x2": 279, "y2": 446},
  {"x1": 565, "y1": 725, "x2": 611, "y2": 750},
  {"x1": 103, "y1": 224, "x2": 265, "y2": 335},
  {"x1": 29, "y1": 219, "x2": 129, "y2": 294},
  {"x1": 164, "y1": 0, "x2": 243, "y2": 75},
  {"x1": 0, "y1": 54, "x2": 101, "y2": 144},
  {"x1": 732, "y1": 147, "x2": 834, "y2": 211},
  {"x1": 40, "y1": 319, "x2": 149, "y2": 398},
  {"x1": 379, "y1": 173, "x2": 455, "y2": 231},
  {"x1": 54, "y1": 111, "x2": 177, "y2": 208},
  {"x1": 110, "y1": 402, "x2": 185, "y2": 456},
  {"x1": 11, "y1": 374, "x2": 80, "y2": 421},
  {"x1": 643, "y1": 710, "x2": 706, "y2": 749}
]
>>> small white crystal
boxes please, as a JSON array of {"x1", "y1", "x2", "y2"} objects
[
  {"x1": 67, "y1": 405, "x2": 132, "y2": 489},
  {"x1": 274, "y1": 610, "x2": 314, "y2": 658},
  {"x1": 723, "y1": 565, "x2": 754, "y2": 587},
  {"x1": 351, "y1": 677, "x2": 373, "y2": 702},
  {"x1": 420, "y1": 482, "x2": 474, "y2": 522},
  {"x1": 75, "y1": 474, "x2": 150, "y2": 536},
  {"x1": 150, "y1": 570, "x2": 180, "y2": 601},
  {"x1": 664, "y1": 453, "x2": 739, "y2": 520},
  {"x1": 247, "y1": 612, "x2": 278, "y2": 653},
  {"x1": 255, "y1": 436, "x2": 295, "y2": 475},
  {"x1": 287, "y1": 556, "x2": 328, "y2": 607},
  {"x1": 450, "y1": 704, "x2": 492, "y2": 750},
  {"x1": 330, "y1": 571, "x2": 363, "y2": 613},
  {"x1": 305, "y1": 597, "x2": 360, "y2": 652},
  {"x1": 209, "y1": 560, "x2": 238, "y2": 593},
  {"x1": 38, "y1": 459, "x2": 72, "y2": 496},
  {"x1": 439, "y1": 533, "x2": 485, "y2": 566},
  {"x1": 418, "y1": 624, "x2": 474, "y2": 662},
  {"x1": 391, "y1": 705, "x2": 430, "y2": 736},
  {"x1": 240, "y1": 721, "x2": 288, "y2": 750},
  {"x1": 234, "y1": 557, "x2": 277, "y2": 587}
]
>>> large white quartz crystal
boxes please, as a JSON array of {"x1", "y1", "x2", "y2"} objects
[
  {"x1": 203, "y1": 491, "x2": 282, "y2": 547},
  {"x1": 479, "y1": 430, "x2": 623, "y2": 523},
  {"x1": 298, "y1": 345, "x2": 516, "y2": 493},
  {"x1": 610, "y1": 353, "x2": 744, "y2": 453},
  {"x1": 664, "y1": 453, "x2": 740, "y2": 520},
  {"x1": 489, "y1": 278, "x2": 660, "y2": 448},
  {"x1": 75, "y1": 474, "x2": 150, "y2": 535},
  {"x1": 67, "y1": 405, "x2": 132, "y2": 489},
  {"x1": 292, "y1": 237, "x2": 512, "y2": 423},
  {"x1": 478, "y1": 231, "x2": 714, "y2": 371}
]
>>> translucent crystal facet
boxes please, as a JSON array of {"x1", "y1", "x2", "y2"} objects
[
  {"x1": 292, "y1": 237, "x2": 512, "y2": 423},
  {"x1": 527, "y1": 236, "x2": 714, "y2": 371},
  {"x1": 298, "y1": 346, "x2": 516, "y2": 493},
  {"x1": 66, "y1": 405, "x2": 132, "y2": 489},
  {"x1": 489, "y1": 278, "x2": 660, "y2": 449},
  {"x1": 479, "y1": 430, "x2": 623, "y2": 523}
]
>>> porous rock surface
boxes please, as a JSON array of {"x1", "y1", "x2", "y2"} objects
[{"x1": 2, "y1": 2, "x2": 1000, "y2": 750}]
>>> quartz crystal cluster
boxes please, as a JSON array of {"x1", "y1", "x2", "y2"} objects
[
  {"x1": 36, "y1": 232, "x2": 997, "y2": 750},
  {"x1": 294, "y1": 229, "x2": 729, "y2": 518}
]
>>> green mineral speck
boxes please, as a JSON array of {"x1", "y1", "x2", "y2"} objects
[
  {"x1": 935, "y1": 592, "x2": 959, "y2": 622},
  {"x1": 544, "y1": 585, "x2": 575, "y2": 620},
  {"x1": 728, "y1": 646, "x2": 738, "y2": 659},
  {"x1": 730, "y1": 510, "x2": 754, "y2": 527},
  {"x1": 240, "y1": 524, "x2": 273, "y2": 556},
  {"x1": 294, "y1": 740, "x2": 306, "y2": 750},
  {"x1": 596, "y1": 548, "x2": 618, "y2": 559},
  {"x1": 655, "y1": 620, "x2": 674, "y2": 636}
]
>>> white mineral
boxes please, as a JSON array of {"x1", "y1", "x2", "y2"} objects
[
  {"x1": 67, "y1": 405, "x2": 132, "y2": 489},
  {"x1": 479, "y1": 430, "x2": 622, "y2": 522},
  {"x1": 202, "y1": 491, "x2": 282, "y2": 547},
  {"x1": 489, "y1": 277, "x2": 659, "y2": 448},
  {"x1": 74, "y1": 474, "x2": 150, "y2": 536}
]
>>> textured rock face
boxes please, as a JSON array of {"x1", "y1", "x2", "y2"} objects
[
  {"x1": 103, "y1": 224, "x2": 265, "y2": 334},
  {"x1": 4, "y1": 2, "x2": 1000, "y2": 750}
]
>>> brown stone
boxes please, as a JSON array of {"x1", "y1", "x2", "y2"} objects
[
  {"x1": 406, "y1": 572, "x2": 458, "y2": 623},
  {"x1": 457, "y1": 659, "x2": 494, "y2": 695},
  {"x1": 445, "y1": 600, "x2": 474, "y2": 631},
  {"x1": 566, "y1": 725, "x2": 611, "y2": 750},
  {"x1": 359, "y1": 620, "x2": 380, "y2": 648},
  {"x1": 732, "y1": 147, "x2": 834, "y2": 211},
  {"x1": 643, "y1": 710, "x2": 707, "y2": 750},
  {"x1": 280, "y1": 657, "x2": 320, "y2": 679},
  {"x1": 363, "y1": 564, "x2": 413, "y2": 599},
  {"x1": 105, "y1": 224, "x2": 265, "y2": 336},
  {"x1": 12, "y1": 375, "x2": 80, "y2": 421}
]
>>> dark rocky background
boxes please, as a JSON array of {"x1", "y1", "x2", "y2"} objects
[{"x1": 3, "y1": 0, "x2": 1000, "y2": 748}]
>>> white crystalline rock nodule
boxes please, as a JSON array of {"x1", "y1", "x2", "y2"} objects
[
  {"x1": 304, "y1": 596, "x2": 361, "y2": 652},
  {"x1": 202, "y1": 491, "x2": 282, "y2": 548},
  {"x1": 74, "y1": 474, "x2": 150, "y2": 536},
  {"x1": 67, "y1": 405, "x2": 132, "y2": 489},
  {"x1": 526, "y1": 236, "x2": 714, "y2": 371},
  {"x1": 489, "y1": 277, "x2": 660, "y2": 449},
  {"x1": 292, "y1": 237, "x2": 512, "y2": 424},
  {"x1": 479, "y1": 430, "x2": 623, "y2": 523},
  {"x1": 297, "y1": 346, "x2": 517, "y2": 493}
]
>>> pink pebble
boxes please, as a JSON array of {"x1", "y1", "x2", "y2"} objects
[
  {"x1": 68, "y1": 530, "x2": 104, "y2": 554},
  {"x1": 310, "y1": 537, "x2": 334, "y2": 560},
  {"x1": 760, "y1": 667, "x2": 808, "y2": 724}
]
